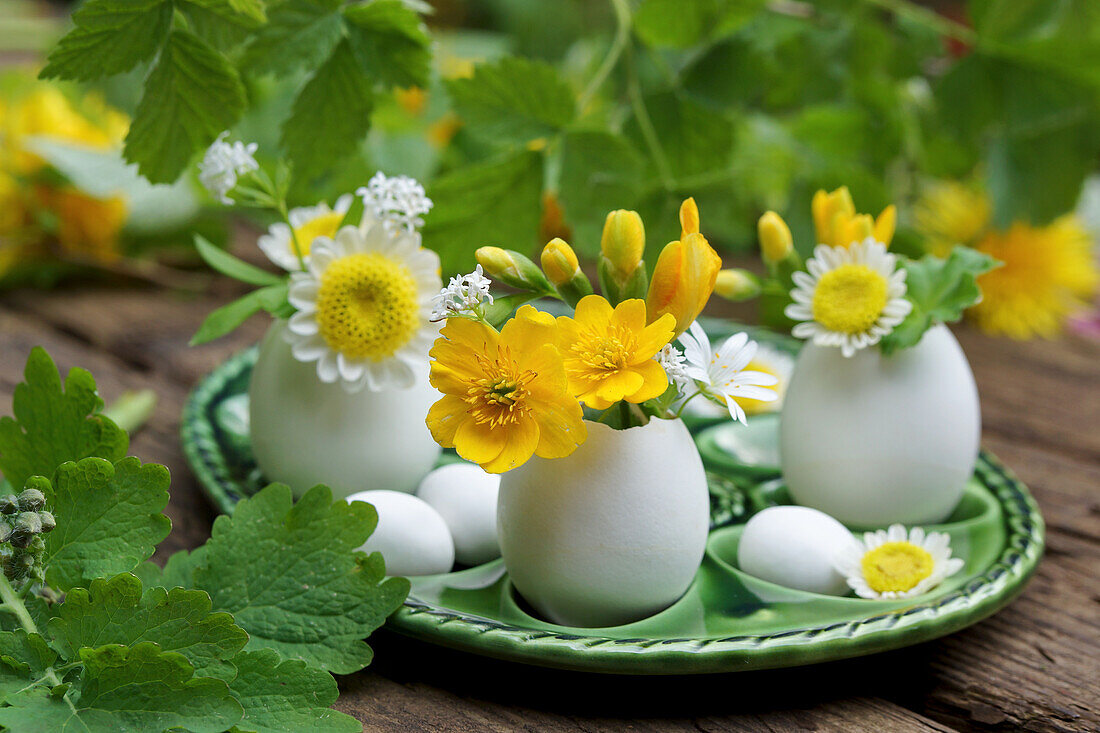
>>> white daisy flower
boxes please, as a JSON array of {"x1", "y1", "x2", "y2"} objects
[
  {"x1": 678, "y1": 322, "x2": 779, "y2": 425},
  {"x1": 284, "y1": 219, "x2": 441, "y2": 393},
  {"x1": 677, "y1": 341, "x2": 794, "y2": 418},
  {"x1": 655, "y1": 344, "x2": 692, "y2": 392},
  {"x1": 834, "y1": 524, "x2": 965, "y2": 600},
  {"x1": 198, "y1": 132, "x2": 258, "y2": 204},
  {"x1": 258, "y1": 194, "x2": 354, "y2": 271},
  {"x1": 430, "y1": 265, "x2": 494, "y2": 321},
  {"x1": 785, "y1": 238, "x2": 912, "y2": 358},
  {"x1": 356, "y1": 172, "x2": 433, "y2": 233}
]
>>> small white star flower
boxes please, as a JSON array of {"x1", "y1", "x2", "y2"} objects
[
  {"x1": 198, "y1": 132, "x2": 258, "y2": 204},
  {"x1": 655, "y1": 344, "x2": 692, "y2": 392},
  {"x1": 357, "y1": 172, "x2": 433, "y2": 233},
  {"x1": 678, "y1": 322, "x2": 778, "y2": 425},
  {"x1": 834, "y1": 524, "x2": 965, "y2": 599},
  {"x1": 431, "y1": 265, "x2": 494, "y2": 321}
]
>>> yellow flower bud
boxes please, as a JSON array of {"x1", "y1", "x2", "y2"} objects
[
  {"x1": 679, "y1": 197, "x2": 700, "y2": 239},
  {"x1": 713, "y1": 269, "x2": 761, "y2": 301},
  {"x1": 812, "y1": 186, "x2": 855, "y2": 246},
  {"x1": 874, "y1": 204, "x2": 897, "y2": 245},
  {"x1": 476, "y1": 246, "x2": 518, "y2": 279},
  {"x1": 476, "y1": 246, "x2": 552, "y2": 293},
  {"x1": 812, "y1": 186, "x2": 897, "y2": 249},
  {"x1": 646, "y1": 232, "x2": 722, "y2": 337},
  {"x1": 600, "y1": 209, "x2": 645, "y2": 279},
  {"x1": 541, "y1": 238, "x2": 580, "y2": 286},
  {"x1": 757, "y1": 211, "x2": 793, "y2": 263},
  {"x1": 840, "y1": 213, "x2": 875, "y2": 246}
]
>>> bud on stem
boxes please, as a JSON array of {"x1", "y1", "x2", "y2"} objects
[
  {"x1": 475, "y1": 246, "x2": 553, "y2": 295},
  {"x1": 541, "y1": 238, "x2": 593, "y2": 308}
]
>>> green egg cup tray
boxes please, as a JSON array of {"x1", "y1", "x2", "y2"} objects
[{"x1": 181, "y1": 344, "x2": 1043, "y2": 675}]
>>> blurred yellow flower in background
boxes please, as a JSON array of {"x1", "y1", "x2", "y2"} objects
[
  {"x1": 915, "y1": 182, "x2": 1099, "y2": 339},
  {"x1": 812, "y1": 186, "x2": 896, "y2": 249}
]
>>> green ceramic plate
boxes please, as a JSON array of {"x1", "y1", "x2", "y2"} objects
[{"x1": 181, "y1": 347, "x2": 1044, "y2": 675}]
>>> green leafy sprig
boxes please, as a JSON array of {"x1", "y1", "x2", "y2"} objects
[{"x1": 0, "y1": 347, "x2": 407, "y2": 731}]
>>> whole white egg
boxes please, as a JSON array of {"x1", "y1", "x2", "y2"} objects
[
  {"x1": 737, "y1": 505, "x2": 855, "y2": 595},
  {"x1": 345, "y1": 490, "x2": 454, "y2": 576},
  {"x1": 417, "y1": 463, "x2": 501, "y2": 567}
]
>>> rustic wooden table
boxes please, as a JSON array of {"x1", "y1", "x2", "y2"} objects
[{"x1": 1, "y1": 258, "x2": 1097, "y2": 732}]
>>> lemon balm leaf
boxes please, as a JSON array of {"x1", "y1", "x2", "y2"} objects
[
  {"x1": 191, "y1": 484, "x2": 409, "y2": 674},
  {"x1": 39, "y1": 0, "x2": 171, "y2": 81},
  {"x1": 228, "y1": 649, "x2": 362, "y2": 733},
  {"x1": 0, "y1": 348, "x2": 127, "y2": 492},
  {"x1": 43, "y1": 457, "x2": 172, "y2": 592},
  {"x1": 446, "y1": 57, "x2": 575, "y2": 143}
]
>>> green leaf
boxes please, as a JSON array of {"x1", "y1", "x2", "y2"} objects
[
  {"x1": 0, "y1": 643, "x2": 243, "y2": 733},
  {"x1": 39, "y1": 0, "x2": 171, "y2": 81},
  {"x1": 135, "y1": 546, "x2": 209, "y2": 590},
  {"x1": 191, "y1": 484, "x2": 409, "y2": 674},
  {"x1": 0, "y1": 348, "x2": 127, "y2": 492},
  {"x1": 422, "y1": 151, "x2": 545, "y2": 274},
  {"x1": 43, "y1": 457, "x2": 172, "y2": 592},
  {"x1": 881, "y1": 247, "x2": 1000, "y2": 354},
  {"x1": 558, "y1": 130, "x2": 645, "y2": 254},
  {"x1": 0, "y1": 631, "x2": 56, "y2": 705},
  {"x1": 624, "y1": 91, "x2": 735, "y2": 180},
  {"x1": 125, "y1": 28, "x2": 246, "y2": 183},
  {"x1": 178, "y1": 0, "x2": 268, "y2": 51},
  {"x1": 191, "y1": 282, "x2": 289, "y2": 346},
  {"x1": 195, "y1": 235, "x2": 283, "y2": 286},
  {"x1": 344, "y1": 0, "x2": 432, "y2": 88},
  {"x1": 242, "y1": 0, "x2": 345, "y2": 77},
  {"x1": 228, "y1": 649, "x2": 361, "y2": 733},
  {"x1": 446, "y1": 57, "x2": 575, "y2": 143},
  {"x1": 281, "y1": 39, "x2": 375, "y2": 176},
  {"x1": 49, "y1": 573, "x2": 248, "y2": 681}
]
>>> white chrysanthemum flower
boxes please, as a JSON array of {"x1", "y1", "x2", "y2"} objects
[
  {"x1": 198, "y1": 132, "x2": 258, "y2": 204},
  {"x1": 655, "y1": 344, "x2": 692, "y2": 392},
  {"x1": 258, "y1": 194, "x2": 353, "y2": 271},
  {"x1": 430, "y1": 265, "x2": 494, "y2": 321},
  {"x1": 785, "y1": 239, "x2": 912, "y2": 358},
  {"x1": 356, "y1": 172, "x2": 433, "y2": 233},
  {"x1": 834, "y1": 524, "x2": 965, "y2": 600},
  {"x1": 677, "y1": 341, "x2": 794, "y2": 418},
  {"x1": 678, "y1": 322, "x2": 779, "y2": 425},
  {"x1": 284, "y1": 219, "x2": 441, "y2": 392}
]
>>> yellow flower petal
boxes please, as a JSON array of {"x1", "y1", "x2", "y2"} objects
[
  {"x1": 625, "y1": 358, "x2": 670, "y2": 403},
  {"x1": 679, "y1": 197, "x2": 699, "y2": 239},
  {"x1": 481, "y1": 416, "x2": 541, "y2": 474},
  {"x1": 425, "y1": 394, "x2": 469, "y2": 447}
]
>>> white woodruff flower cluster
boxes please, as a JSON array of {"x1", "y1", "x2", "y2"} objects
[
  {"x1": 357, "y1": 172, "x2": 434, "y2": 233},
  {"x1": 198, "y1": 132, "x2": 258, "y2": 204},
  {"x1": 655, "y1": 344, "x2": 692, "y2": 391},
  {"x1": 431, "y1": 265, "x2": 494, "y2": 321}
]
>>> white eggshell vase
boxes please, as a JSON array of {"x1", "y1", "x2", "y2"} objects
[
  {"x1": 249, "y1": 320, "x2": 442, "y2": 499},
  {"x1": 780, "y1": 325, "x2": 980, "y2": 527},
  {"x1": 497, "y1": 417, "x2": 709, "y2": 628}
]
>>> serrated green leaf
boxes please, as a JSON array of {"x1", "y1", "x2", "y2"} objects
[
  {"x1": 196, "y1": 235, "x2": 284, "y2": 286},
  {"x1": 344, "y1": 0, "x2": 432, "y2": 88},
  {"x1": 49, "y1": 573, "x2": 247, "y2": 681},
  {"x1": 228, "y1": 649, "x2": 361, "y2": 733},
  {"x1": 0, "y1": 348, "x2": 127, "y2": 492},
  {"x1": 125, "y1": 28, "x2": 246, "y2": 183},
  {"x1": 0, "y1": 643, "x2": 243, "y2": 733},
  {"x1": 43, "y1": 457, "x2": 172, "y2": 592},
  {"x1": 422, "y1": 150, "x2": 544, "y2": 274},
  {"x1": 39, "y1": 0, "x2": 171, "y2": 82},
  {"x1": 624, "y1": 91, "x2": 735, "y2": 180},
  {"x1": 192, "y1": 484, "x2": 409, "y2": 674},
  {"x1": 135, "y1": 545, "x2": 208, "y2": 590},
  {"x1": 242, "y1": 0, "x2": 345, "y2": 77},
  {"x1": 179, "y1": 0, "x2": 267, "y2": 51},
  {"x1": 881, "y1": 247, "x2": 1000, "y2": 354},
  {"x1": 191, "y1": 283, "x2": 289, "y2": 346},
  {"x1": 558, "y1": 130, "x2": 645, "y2": 254},
  {"x1": 0, "y1": 631, "x2": 57, "y2": 704},
  {"x1": 446, "y1": 56, "x2": 575, "y2": 143},
  {"x1": 281, "y1": 39, "x2": 375, "y2": 176}
]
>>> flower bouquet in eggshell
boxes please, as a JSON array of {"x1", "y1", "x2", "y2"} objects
[
  {"x1": 190, "y1": 135, "x2": 443, "y2": 498},
  {"x1": 425, "y1": 199, "x2": 779, "y2": 627}
]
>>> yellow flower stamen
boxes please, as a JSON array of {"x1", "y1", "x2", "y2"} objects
[
  {"x1": 861, "y1": 541, "x2": 934, "y2": 593},
  {"x1": 292, "y1": 211, "x2": 345, "y2": 258},
  {"x1": 569, "y1": 329, "x2": 637, "y2": 381},
  {"x1": 811, "y1": 264, "x2": 888, "y2": 334},
  {"x1": 464, "y1": 352, "x2": 536, "y2": 428},
  {"x1": 315, "y1": 253, "x2": 419, "y2": 359}
]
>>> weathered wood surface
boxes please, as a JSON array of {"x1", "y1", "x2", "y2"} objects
[{"x1": 0, "y1": 250, "x2": 1097, "y2": 732}]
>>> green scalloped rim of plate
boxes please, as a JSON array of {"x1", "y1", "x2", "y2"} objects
[{"x1": 181, "y1": 345, "x2": 1044, "y2": 675}]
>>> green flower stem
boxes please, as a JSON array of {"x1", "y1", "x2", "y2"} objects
[
  {"x1": 673, "y1": 389, "x2": 705, "y2": 419},
  {"x1": 102, "y1": 390, "x2": 158, "y2": 436},
  {"x1": 576, "y1": 0, "x2": 633, "y2": 113},
  {"x1": 625, "y1": 40, "x2": 674, "y2": 191},
  {"x1": 0, "y1": 574, "x2": 71, "y2": 708}
]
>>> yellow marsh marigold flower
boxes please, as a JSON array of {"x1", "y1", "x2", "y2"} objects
[
  {"x1": 556, "y1": 295, "x2": 675, "y2": 410},
  {"x1": 35, "y1": 186, "x2": 126, "y2": 264},
  {"x1": 812, "y1": 186, "x2": 895, "y2": 249},
  {"x1": 4, "y1": 86, "x2": 126, "y2": 174},
  {"x1": 427, "y1": 307, "x2": 586, "y2": 473},
  {"x1": 646, "y1": 230, "x2": 722, "y2": 337},
  {"x1": 541, "y1": 237, "x2": 580, "y2": 286},
  {"x1": 915, "y1": 182, "x2": 1099, "y2": 339}
]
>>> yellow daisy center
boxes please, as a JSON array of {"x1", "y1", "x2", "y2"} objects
[
  {"x1": 291, "y1": 210, "x2": 345, "y2": 257},
  {"x1": 733, "y1": 359, "x2": 780, "y2": 416},
  {"x1": 465, "y1": 354, "x2": 535, "y2": 428},
  {"x1": 315, "y1": 252, "x2": 419, "y2": 360},
  {"x1": 812, "y1": 264, "x2": 888, "y2": 334},
  {"x1": 570, "y1": 330, "x2": 636, "y2": 382},
  {"x1": 861, "y1": 541, "x2": 934, "y2": 593}
]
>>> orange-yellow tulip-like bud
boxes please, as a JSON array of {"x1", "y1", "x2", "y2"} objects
[
  {"x1": 541, "y1": 238, "x2": 580, "y2": 286},
  {"x1": 757, "y1": 211, "x2": 793, "y2": 263},
  {"x1": 679, "y1": 197, "x2": 700, "y2": 239},
  {"x1": 645, "y1": 232, "x2": 722, "y2": 336},
  {"x1": 600, "y1": 209, "x2": 645, "y2": 279}
]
